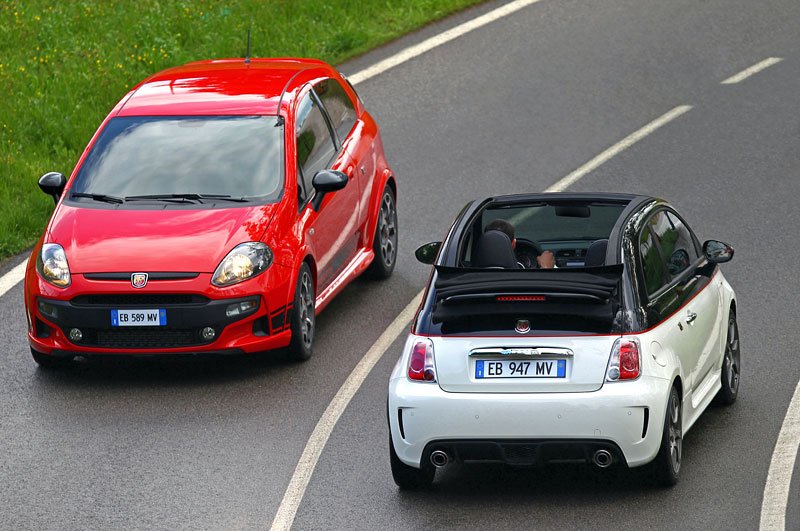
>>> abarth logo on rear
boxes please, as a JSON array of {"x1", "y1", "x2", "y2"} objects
[
  {"x1": 502, "y1": 348, "x2": 540, "y2": 356},
  {"x1": 515, "y1": 319, "x2": 531, "y2": 334},
  {"x1": 131, "y1": 273, "x2": 149, "y2": 289}
]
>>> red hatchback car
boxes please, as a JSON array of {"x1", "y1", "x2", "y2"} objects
[{"x1": 24, "y1": 58, "x2": 398, "y2": 366}]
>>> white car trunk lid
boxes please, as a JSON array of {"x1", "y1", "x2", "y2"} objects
[{"x1": 433, "y1": 335, "x2": 621, "y2": 393}]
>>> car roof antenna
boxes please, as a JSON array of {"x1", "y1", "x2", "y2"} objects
[{"x1": 244, "y1": 28, "x2": 251, "y2": 65}]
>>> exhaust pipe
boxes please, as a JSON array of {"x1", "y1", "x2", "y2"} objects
[
  {"x1": 592, "y1": 449, "x2": 613, "y2": 468},
  {"x1": 430, "y1": 450, "x2": 449, "y2": 467}
]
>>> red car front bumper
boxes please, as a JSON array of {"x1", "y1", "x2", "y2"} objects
[{"x1": 25, "y1": 263, "x2": 294, "y2": 357}]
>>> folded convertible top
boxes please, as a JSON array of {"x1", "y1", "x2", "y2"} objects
[{"x1": 431, "y1": 265, "x2": 623, "y2": 325}]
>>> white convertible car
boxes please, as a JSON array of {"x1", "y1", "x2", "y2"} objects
[{"x1": 388, "y1": 193, "x2": 738, "y2": 488}]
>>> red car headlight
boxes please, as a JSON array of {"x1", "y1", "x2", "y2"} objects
[
  {"x1": 36, "y1": 243, "x2": 71, "y2": 288},
  {"x1": 212, "y1": 242, "x2": 273, "y2": 287}
]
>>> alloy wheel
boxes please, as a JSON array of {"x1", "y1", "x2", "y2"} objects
[
  {"x1": 668, "y1": 390, "x2": 682, "y2": 474},
  {"x1": 378, "y1": 192, "x2": 397, "y2": 268},
  {"x1": 725, "y1": 317, "x2": 740, "y2": 394},
  {"x1": 298, "y1": 270, "x2": 314, "y2": 349}
]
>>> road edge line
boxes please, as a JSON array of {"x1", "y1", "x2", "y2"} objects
[
  {"x1": 348, "y1": 0, "x2": 544, "y2": 85},
  {"x1": 0, "y1": 259, "x2": 27, "y2": 299},
  {"x1": 269, "y1": 290, "x2": 424, "y2": 531},
  {"x1": 0, "y1": 1, "x2": 550, "y2": 301},
  {"x1": 760, "y1": 377, "x2": 800, "y2": 530}
]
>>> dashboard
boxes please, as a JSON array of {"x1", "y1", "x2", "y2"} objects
[{"x1": 515, "y1": 239, "x2": 592, "y2": 268}]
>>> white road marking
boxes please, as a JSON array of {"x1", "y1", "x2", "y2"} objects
[
  {"x1": 0, "y1": 259, "x2": 27, "y2": 299},
  {"x1": 760, "y1": 378, "x2": 800, "y2": 531},
  {"x1": 269, "y1": 291, "x2": 424, "y2": 531},
  {"x1": 721, "y1": 57, "x2": 783, "y2": 84},
  {"x1": 0, "y1": 0, "x2": 547, "y2": 301},
  {"x1": 271, "y1": 98, "x2": 695, "y2": 529},
  {"x1": 543, "y1": 105, "x2": 693, "y2": 193},
  {"x1": 348, "y1": 0, "x2": 544, "y2": 85},
  {"x1": 12, "y1": 0, "x2": 783, "y2": 526}
]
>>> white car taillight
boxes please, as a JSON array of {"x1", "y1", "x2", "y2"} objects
[
  {"x1": 407, "y1": 338, "x2": 436, "y2": 382},
  {"x1": 606, "y1": 337, "x2": 641, "y2": 381}
]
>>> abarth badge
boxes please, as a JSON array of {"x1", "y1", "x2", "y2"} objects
[
  {"x1": 515, "y1": 319, "x2": 531, "y2": 334},
  {"x1": 131, "y1": 272, "x2": 149, "y2": 289}
]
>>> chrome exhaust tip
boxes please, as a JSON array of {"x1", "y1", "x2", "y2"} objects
[
  {"x1": 592, "y1": 449, "x2": 613, "y2": 468},
  {"x1": 430, "y1": 450, "x2": 449, "y2": 467}
]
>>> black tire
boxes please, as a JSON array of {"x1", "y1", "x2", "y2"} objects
[
  {"x1": 390, "y1": 436, "x2": 434, "y2": 490},
  {"x1": 715, "y1": 310, "x2": 740, "y2": 406},
  {"x1": 287, "y1": 263, "x2": 315, "y2": 362},
  {"x1": 366, "y1": 185, "x2": 397, "y2": 279},
  {"x1": 30, "y1": 348, "x2": 73, "y2": 368},
  {"x1": 650, "y1": 385, "x2": 682, "y2": 487}
]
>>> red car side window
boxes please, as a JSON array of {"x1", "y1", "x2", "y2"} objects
[
  {"x1": 295, "y1": 91, "x2": 337, "y2": 202},
  {"x1": 314, "y1": 78, "x2": 357, "y2": 145}
]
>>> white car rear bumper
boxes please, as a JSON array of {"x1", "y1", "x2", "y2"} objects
[{"x1": 388, "y1": 375, "x2": 672, "y2": 469}]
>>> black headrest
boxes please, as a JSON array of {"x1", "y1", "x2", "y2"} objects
[
  {"x1": 472, "y1": 230, "x2": 519, "y2": 269},
  {"x1": 584, "y1": 239, "x2": 609, "y2": 267}
]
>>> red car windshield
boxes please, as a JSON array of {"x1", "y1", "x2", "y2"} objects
[{"x1": 69, "y1": 116, "x2": 284, "y2": 204}]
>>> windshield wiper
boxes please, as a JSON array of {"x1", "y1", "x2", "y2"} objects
[
  {"x1": 124, "y1": 194, "x2": 249, "y2": 203},
  {"x1": 70, "y1": 192, "x2": 124, "y2": 204}
]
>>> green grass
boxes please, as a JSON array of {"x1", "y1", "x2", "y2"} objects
[{"x1": 0, "y1": 0, "x2": 483, "y2": 260}]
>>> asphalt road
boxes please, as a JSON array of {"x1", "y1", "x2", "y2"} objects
[{"x1": 2, "y1": 0, "x2": 799, "y2": 529}]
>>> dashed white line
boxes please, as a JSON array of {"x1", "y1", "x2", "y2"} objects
[
  {"x1": 760, "y1": 377, "x2": 800, "y2": 531},
  {"x1": 0, "y1": 259, "x2": 27, "y2": 298},
  {"x1": 347, "y1": 0, "x2": 545, "y2": 85},
  {"x1": 721, "y1": 57, "x2": 783, "y2": 84},
  {"x1": 543, "y1": 105, "x2": 693, "y2": 193},
  {"x1": 270, "y1": 290, "x2": 424, "y2": 531}
]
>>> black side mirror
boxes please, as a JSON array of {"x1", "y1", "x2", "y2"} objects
[
  {"x1": 38, "y1": 172, "x2": 67, "y2": 205},
  {"x1": 703, "y1": 240, "x2": 734, "y2": 263},
  {"x1": 415, "y1": 242, "x2": 442, "y2": 265},
  {"x1": 311, "y1": 170, "x2": 348, "y2": 210}
]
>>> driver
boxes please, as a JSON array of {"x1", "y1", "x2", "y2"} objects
[{"x1": 484, "y1": 219, "x2": 556, "y2": 269}]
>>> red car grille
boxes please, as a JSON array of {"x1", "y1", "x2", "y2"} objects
[
  {"x1": 91, "y1": 328, "x2": 205, "y2": 349},
  {"x1": 71, "y1": 294, "x2": 208, "y2": 306}
]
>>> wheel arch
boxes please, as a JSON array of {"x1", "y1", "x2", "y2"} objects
[
  {"x1": 302, "y1": 254, "x2": 318, "y2": 290},
  {"x1": 672, "y1": 375, "x2": 683, "y2": 399},
  {"x1": 386, "y1": 175, "x2": 397, "y2": 200},
  {"x1": 365, "y1": 171, "x2": 395, "y2": 249}
]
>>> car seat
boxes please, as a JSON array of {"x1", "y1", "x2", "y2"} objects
[
  {"x1": 472, "y1": 230, "x2": 519, "y2": 268},
  {"x1": 584, "y1": 239, "x2": 609, "y2": 267}
]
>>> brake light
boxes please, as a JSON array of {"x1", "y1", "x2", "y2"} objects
[
  {"x1": 408, "y1": 338, "x2": 436, "y2": 382},
  {"x1": 496, "y1": 295, "x2": 546, "y2": 302},
  {"x1": 606, "y1": 337, "x2": 641, "y2": 381}
]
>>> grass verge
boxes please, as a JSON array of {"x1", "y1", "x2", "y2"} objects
[{"x1": 0, "y1": 0, "x2": 483, "y2": 259}]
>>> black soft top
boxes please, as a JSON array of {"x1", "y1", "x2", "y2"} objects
[{"x1": 431, "y1": 265, "x2": 623, "y2": 325}]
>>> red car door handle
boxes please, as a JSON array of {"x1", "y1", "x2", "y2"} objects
[{"x1": 686, "y1": 310, "x2": 698, "y2": 323}]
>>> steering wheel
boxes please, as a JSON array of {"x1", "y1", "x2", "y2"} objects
[{"x1": 514, "y1": 238, "x2": 543, "y2": 269}]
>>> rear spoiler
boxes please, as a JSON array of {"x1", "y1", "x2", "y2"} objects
[{"x1": 431, "y1": 265, "x2": 623, "y2": 324}]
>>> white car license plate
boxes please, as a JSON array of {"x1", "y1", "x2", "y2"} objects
[
  {"x1": 111, "y1": 309, "x2": 167, "y2": 327},
  {"x1": 475, "y1": 359, "x2": 566, "y2": 379}
]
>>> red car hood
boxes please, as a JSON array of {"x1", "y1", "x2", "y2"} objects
[{"x1": 49, "y1": 204, "x2": 278, "y2": 274}]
